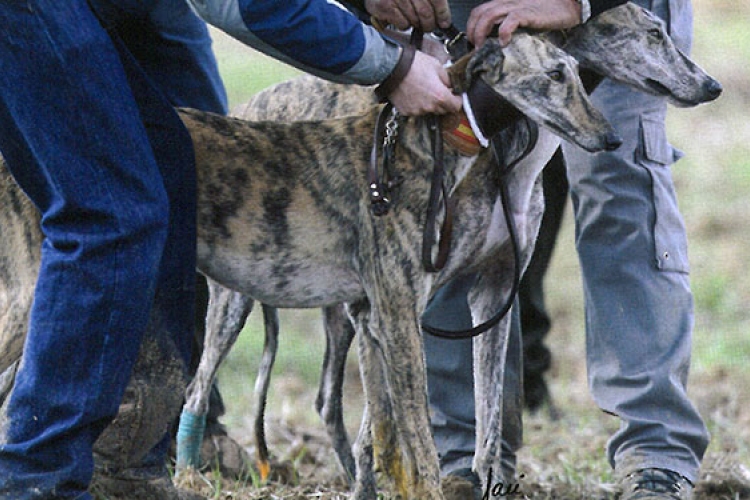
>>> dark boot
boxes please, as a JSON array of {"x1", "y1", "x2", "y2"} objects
[{"x1": 92, "y1": 335, "x2": 203, "y2": 499}]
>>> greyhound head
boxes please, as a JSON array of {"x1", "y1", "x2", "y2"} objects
[
  {"x1": 455, "y1": 34, "x2": 620, "y2": 152},
  {"x1": 560, "y1": 3, "x2": 722, "y2": 107}
]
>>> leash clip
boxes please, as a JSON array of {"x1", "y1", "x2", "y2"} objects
[
  {"x1": 436, "y1": 25, "x2": 472, "y2": 62},
  {"x1": 370, "y1": 105, "x2": 403, "y2": 216}
]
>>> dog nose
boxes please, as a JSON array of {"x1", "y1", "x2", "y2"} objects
[
  {"x1": 604, "y1": 132, "x2": 623, "y2": 151},
  {"x1": 703, "y1": 78, "x2": 723, "y2": 101}
]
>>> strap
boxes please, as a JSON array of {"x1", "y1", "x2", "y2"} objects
[
  {"x1": 421, "y1": 118, "x2": 539, "y2": 339},
  {"x1": 466, "y1": 78, "x2": 524, "y2": 139},
  {"x1": 421, "y1": 115, "x2": 454, "y2": 272},
  {"x1": 368, "y1": 103, "x2": 398, "y2": 216},
  {"x1": 437, "y1": 25, "x2": 472, "y2": 61}
]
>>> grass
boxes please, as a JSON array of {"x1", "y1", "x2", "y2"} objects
[{"x1": 196, "y1": 2, "x2": 750, "y2": 497}]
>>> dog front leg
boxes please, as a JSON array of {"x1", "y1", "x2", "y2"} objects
[
  {"x1": 365, "y1": 293, "x2": 442, "y2": 499},
  {"x1": 469, "y1": 262, "x2": 519, "y2": 487}
]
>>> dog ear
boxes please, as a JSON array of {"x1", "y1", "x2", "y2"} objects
[
  {"x1": 447, "y1": 39, "x2": 506, "y2": 94},
  {"x1": 462, "y1": 40, "x2": 506, "y2": 93},
  {"x1": 447, "y1": 52, "x2": 472, "y2": 93}
]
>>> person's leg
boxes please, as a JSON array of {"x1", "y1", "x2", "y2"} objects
[
  {"x1": 561, "y1": 1, "x2": 708, "y2": 483},
  {"x1": 0, "y1": 2, "x2": 175, "y2": 496},
  {"x1": 88, "y1": 27, "x2": 199, "y2": 491}
]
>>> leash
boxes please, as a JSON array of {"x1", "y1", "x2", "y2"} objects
[
  {"x1": 421, "y1": 119, "x2": 538, "y2": 339},
  {"x1": 368, "y1": 23, "x2": 537, "y2": 338},
  {"x1": 419, "y1": 28, "x2": 539, "y2": 339},
  {"x1": 421, "y1": 114, "x2": 456, "y2": 272},
  {"x1": 369, "y1": 28, "x2": 455, "y2": 273}
]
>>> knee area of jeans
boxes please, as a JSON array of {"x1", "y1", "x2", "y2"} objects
[{"x1": 117, "y1": 194, "x2": 172, "y2": 242}]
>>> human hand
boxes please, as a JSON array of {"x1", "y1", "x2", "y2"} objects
[
  {"x1": 387, "y1": 50, "x2": 462, "y2": 116},
  {"x1": 365, "y1": 0, "x2": 452, "y2": 31},
  {"x1": 467, "y1": 0, "x2": 582, "y2": 47}
]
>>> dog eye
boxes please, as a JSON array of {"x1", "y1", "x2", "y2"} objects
[
  {"x1": 547, "y1": 70, "x2": 564, "y2": 82},
  {"x1": 648, "y1": 28, "x2": 664, "y2": 40}
]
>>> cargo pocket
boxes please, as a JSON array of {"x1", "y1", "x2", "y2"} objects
[{"x1": 638, "y1": 116, "x2": 690, "y2": 273}]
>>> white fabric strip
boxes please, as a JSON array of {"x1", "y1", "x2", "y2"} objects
[{"x1": 462, "y1": 93, "x2": 490, "y2": 148}]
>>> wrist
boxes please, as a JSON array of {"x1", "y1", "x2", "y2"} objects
[{"x1": 375, "y1": 43, "x2": 416, "y2": 102}]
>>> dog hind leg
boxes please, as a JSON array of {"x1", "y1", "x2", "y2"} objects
[
  {"x1": 317, "y1": 304, "x2": 357, "y2": 481},
  {"x1": 177, "y1": 279, "x2": 254, "y2": 472},
  {"x1": 252, "y1": 303, "x2": 279, "y2": 482}
]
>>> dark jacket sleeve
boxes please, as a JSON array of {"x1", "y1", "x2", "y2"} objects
[
  {"x1": 590, "y1": 0, "x2": 628, "y2": 18},
  {"x1": 188, "y1": 0, "x2": 400, "y2": 85}
]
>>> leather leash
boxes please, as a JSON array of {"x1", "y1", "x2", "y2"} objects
[
  {"x1": 369, "y1": 28, "x2": 455, "y2": 272},
  {"x1": 422, "y1": 119, "x2": 538, "y2": 339},
  {"x1": 421, "y1": 114, "x2": 455, "y2": 272},
  {"x1": 368, "y1": 23, "x2": 537, "y2": 338},
  {"x1": 420, "y1": 29, "x2": 539, "y2": 339}
]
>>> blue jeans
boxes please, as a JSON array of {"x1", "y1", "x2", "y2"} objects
[
  {"x1": 89, "y1": 0, "x2": 228, "y2": 114},
  {"x1": 0, "y1": 1, "x2": 202, "y2": 497}
]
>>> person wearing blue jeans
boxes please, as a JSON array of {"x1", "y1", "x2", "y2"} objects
[
  {"x1": 0, "y1": 0, "x2": 460, "y2": 498},
  {"x1": 0, "y1": 0, "x2": 252, "y2": 484},
  {"x1": 370, "y1": 0, "x2": 710, "y2": 498}
]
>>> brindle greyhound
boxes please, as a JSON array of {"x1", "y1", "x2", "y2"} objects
[
  {"x1": 178, "y1": 33, "x2": 618, "y2": 500},
  {"x1": 178, "y1": 2, "x2": 721, "y2": 493},
  {"x1": 0, "y1": 5, "x2": 721, "y2": 499}
]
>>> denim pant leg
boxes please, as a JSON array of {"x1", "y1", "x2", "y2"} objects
[
  {"x1": 89, "y1": 0, "x2": 228, "y2": 114},
  {"x1": 0, "y1": 1, "x2": 194, "y2": 497},
  {"x1": 562, "y1": 78, "x2": 709, "y2": 482},
  {"x1": 109, "y1": 31, "x2": 199, "y2": 472}
]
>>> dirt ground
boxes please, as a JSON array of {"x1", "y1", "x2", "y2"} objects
[
  {"x1": 175, "y1": 409, "x2": 750, "y2": 499},
  {"x1": 174, "y1": 340, "x2": 750, "y2": 499}
]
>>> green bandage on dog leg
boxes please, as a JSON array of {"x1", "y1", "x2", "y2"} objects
[{"x1": 175, "y1": 408, "x2": 206, "y2": 472}]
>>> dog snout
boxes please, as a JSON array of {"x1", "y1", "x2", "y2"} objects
[
  {"x1": 604, "y1": 132, "x2": 623, "y2": 151},
  {"x1": 703, "y1": 78, "x2": 723, "y2": 101}
]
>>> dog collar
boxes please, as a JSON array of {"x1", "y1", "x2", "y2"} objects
[
  {"x1": 442, "y1": 77, "x2": 524, "y2": 156},
  {"x1": 466, "y1": 77, "x2": 524, "y2": 140},
  {"x1": 442, "y1": 109, "x2": 483, "y2": 156}
]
